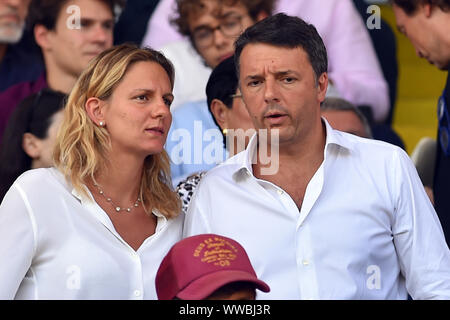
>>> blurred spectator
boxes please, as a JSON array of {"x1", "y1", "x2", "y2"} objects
[
  {"x1": 321, "y1": 97, "x2": 373, "y2": 139},
  {"x1": 174, "y1": 56, "x2": 252, "y2": 210},
  {"x1": 0, "y1": 89, "x2": 66, "y2": 202},
  {"x1": 0, "y1": 0, "x2": 44, "y2": 92},
  {"x1": 142, "y1": 0, "x2": 389, "y2": 122},
  {"x1": 114, "y1": 0, "x2": 160, "y2": 46},
  {"x1": 391, "y1": 0, "x2": 450, "y2": 245},
  {"x1": 0, "y1": 0, "x2": 119, "y2": 145},
  {"x1": 156, "y1": 234, "x2": 270, "y2": 300}
]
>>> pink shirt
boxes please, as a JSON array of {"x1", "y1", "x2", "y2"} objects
[{"x1": 142, "y1": 0, "x2": 389, "y2": 122}]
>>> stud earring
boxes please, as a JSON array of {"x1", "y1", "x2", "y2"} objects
[
  {"x1": 222, "y1": 128, "x2": 228, "y2": 136},
  {"x1": 99, "y1": 121, "x2": 104, "y2": 127}
]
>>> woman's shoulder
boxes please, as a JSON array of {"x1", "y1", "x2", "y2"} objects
[{"x1": 14, "y1": 167, "x2": 69, "y2": 192}]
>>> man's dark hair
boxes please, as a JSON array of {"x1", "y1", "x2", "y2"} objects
[
  {"x1": 206, "y1": 56, "x2": 239, "y2": 147},
  {"x1": 234, "y1": 13, "x2": 328, "y2": 84},
  {"x1": 390, "y1": 0, "x2": 450, "y2": 15},
  {"x1": 26, "y1": 0, "x2": 124, "y2": 31}
]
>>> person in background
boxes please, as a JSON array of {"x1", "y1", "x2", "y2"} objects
[
  {"x1": 184, "y1": 13, "x2": 450, "y2": 299},
  {"x1": 320, "y1": 97, "x2": 373, "y2": 139},
  {"x1": 168, "y1": 55, "x2": 252, "y2": 187},
  {"x1": 0, "y1": 89, "x2": 66, "y2": 202},
  {"x1": 391, "y1": 0, "x2": 450, "y2": 245},
  {"x1": 0, "y1": 0, "x2": 44, "y2": 92},
  {"x1": 0, "y1": 44, "x2": 182, "y2": 299},
  {"x1": 0, "y1": 0, "x2": 119, "y2": 144},
  {"x1": 155, "y1": 234, "x2": 270, "y2": 300},
  {"x1": 175, "y1": 56, "x2": 253, "y2": 212}
]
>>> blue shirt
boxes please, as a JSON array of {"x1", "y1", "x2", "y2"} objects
[{"x1": 165, "y1": 100, "x2": 227, "y2": 186}]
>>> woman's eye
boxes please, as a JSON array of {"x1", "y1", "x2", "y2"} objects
[{"x1": 135, "y1": 95, "x2": 148, "y2": 101}]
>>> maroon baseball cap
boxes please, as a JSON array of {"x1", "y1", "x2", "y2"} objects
[{"x1": 156, "y1": 234, "x2": 270, "y2": 300}]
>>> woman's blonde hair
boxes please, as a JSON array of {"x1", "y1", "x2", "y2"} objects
[{"x1": 54, "y1": 43, "x2": 181, "y2": 219}]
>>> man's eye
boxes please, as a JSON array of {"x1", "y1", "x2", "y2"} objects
[
  {"x1": 163, "y1": 97, "x2": 173, "y2": 107},
  {"x1": 248, "y1": 80, "x2": 261, "y2": 87},
  {"x1": 283, "y1": 77, "x2": 296, "y2": 83},
  {"x1": 194, "y1": 29, "x2": 211, "y2": 40}
]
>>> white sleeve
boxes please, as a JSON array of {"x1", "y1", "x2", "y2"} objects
[
  {"x1": 0, "y1": 184, "x2": 36, "y2": 299},
  {"x1": 391, "y1": 148, "x2": 450, "y2": 299},
  {"x1": 183, "y1": 178, "x2": 212, "y2": 238}
]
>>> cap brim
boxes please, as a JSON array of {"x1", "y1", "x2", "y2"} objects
[{"x1": 176, "y1": 270, "x2": 270, "y2": 300}]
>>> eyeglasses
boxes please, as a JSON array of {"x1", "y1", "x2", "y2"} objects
[
  {"x1": 437, "y1": 93, "x2": 450, "y2": 156},
  {"x1": 192, "y1": 15, "x2": 243, "y2": 48},
  {"x1": 230, "y1": 93, "x2": 242, "y2": 99}
]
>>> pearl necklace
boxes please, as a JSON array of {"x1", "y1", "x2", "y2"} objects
[{"x1": 94, "y1": 184, "x2": 141, "y2": 213}]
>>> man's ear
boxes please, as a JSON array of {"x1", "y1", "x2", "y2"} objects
[
  {"x1": 85, "y1": 97, "x2": 106, "y2": 127},
  {"x1": 317, "y1": 72, "x2": 329, "y2": 103},
  {"x1": 421, "y1": 3, "x2": 432, "y2": 18},
  {"x1": 34, "y1": 24, "x2": 51, "y2": 51},
  {"x1": 256, "y1": 10, "x2": 269, "y2": 22},
  {"x1": 22, "y1": 133, "x2": 43, "y2": 159},
  {"x1": 210, "y1": 99, "x2": 229, "y2": 131}
]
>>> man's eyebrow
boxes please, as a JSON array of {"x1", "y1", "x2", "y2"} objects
[{"x1": 275, "y1": 70, "x2": 299, "y2": 77}]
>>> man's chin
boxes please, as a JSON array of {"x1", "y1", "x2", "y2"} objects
[{"x1": 0, "y1": 25, "x2": 23, "y2": 44}]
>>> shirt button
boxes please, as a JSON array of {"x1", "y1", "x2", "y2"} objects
[
  {"x1": 134, "y1": 290, "x2": 141, "y2": 297},
  {"x1": 302, "y1": 260, "x2": 310, "y2": 266},
  {"x1": 277, "y1": 190, "x2": 284, "y2": 195}
]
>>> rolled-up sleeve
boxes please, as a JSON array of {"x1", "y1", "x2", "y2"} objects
[
  {"x1": 0, "y1": 184, "x2": 36, "y2": 299},
  {"x1": 392, "y1": 148, "x2": 450, "y2": 299}
]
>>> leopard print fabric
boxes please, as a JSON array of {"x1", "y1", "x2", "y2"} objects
[{"x1": 176, "y1": 171, "x2": 206, "y2": 214}]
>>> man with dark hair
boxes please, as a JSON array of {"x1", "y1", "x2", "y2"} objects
[
  {"x1": 184, "y1": 13, "x2": 450, "y2": 299},
  {"x1": 391, "y1": 0, "x2": 450, "y2": 245},
  {"x1": 144, "y1": 0, "x2": 390, "y2": 124},
  {"x1": 0, "y1": 0, "x2": 118, "y2": 143}
]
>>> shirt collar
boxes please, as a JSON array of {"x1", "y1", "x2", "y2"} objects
[{"x1": 232, "y1": 118, "x2": 354, "y2": 180}]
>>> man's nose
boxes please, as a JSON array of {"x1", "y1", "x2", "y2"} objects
[{"x1": 264, "y1": 78, "x2": 280, "y2": 103}]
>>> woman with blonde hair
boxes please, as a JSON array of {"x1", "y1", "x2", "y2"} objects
[{"x1": 0, "y1": 44, "x2": 183, "y2": 299}]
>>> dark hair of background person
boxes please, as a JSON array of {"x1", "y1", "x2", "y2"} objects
[
  {"x1": 389, "y1": 0, "x2": 450, "y2": 15},
  {"x1": 171, "y1": 0, "x2": 276, "y2": 37},
  {"x1": 234, "y1": 13, "x2": 328, "y2": 85},
  {"x1": 0, "y1": 89, "x2": 66, "y2": 202},
  {"x1": 26, "y1": 0, "x2": 125, "y2": 32},
  {"x1": 206, "y1": 56, "x2": 239, "y2": 147}
]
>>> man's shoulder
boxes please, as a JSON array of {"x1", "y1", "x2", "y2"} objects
[
  {"x1": 335, "y1": 129, "x2": 406, "y2": 160},
  {"x1": 199, "y1": 152, "x2": 245, "y2": 183}
]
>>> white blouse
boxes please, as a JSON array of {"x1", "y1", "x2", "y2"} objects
[{"x1": 0, "y1": 168, "x2": 184, "y2": 299}]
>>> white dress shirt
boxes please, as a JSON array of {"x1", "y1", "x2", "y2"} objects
[
  {"x1": 0, "y1": 168, "x2": 184, "y2": 300},
  {"x1": 184, "y1": 120, "x2": 450, "y2": 299}
]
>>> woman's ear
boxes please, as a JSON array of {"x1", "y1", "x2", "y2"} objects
[
  {"x1": 210, "y1": 99, "x2": 230, "y2": 131},
  {"x1": 22, "y1": 133, "x2": 42, "y2": 159},
  {"x1": 85, "y1": 97, "x2": 106, "y2": 127}
]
